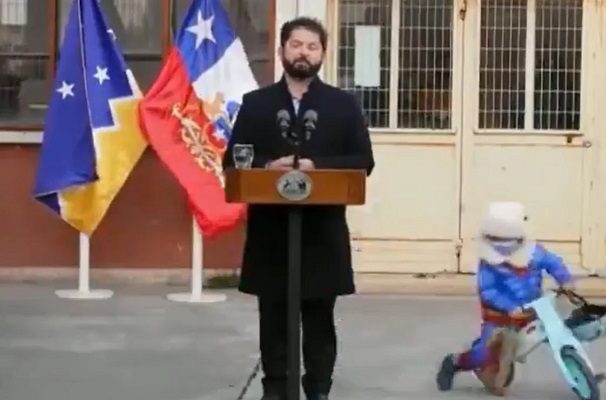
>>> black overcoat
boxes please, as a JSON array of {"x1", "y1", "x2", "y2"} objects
[{"x1": 222, "y1": 76, "x2": 375, "y2": 299}]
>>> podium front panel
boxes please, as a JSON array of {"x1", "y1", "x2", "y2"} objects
[{"x1": 224, "y1": 168, "x2": 366, "y2": 206}]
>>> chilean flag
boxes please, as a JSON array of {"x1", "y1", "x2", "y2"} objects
[{"x1": 138, "y1": 0, "x2": 257, "y2": 238}]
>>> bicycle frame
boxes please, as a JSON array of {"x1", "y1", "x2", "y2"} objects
[{"x1": 515, "y1": 292, "x2": 595, "y2": 389}]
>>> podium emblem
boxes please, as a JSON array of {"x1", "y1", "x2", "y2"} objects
[{"x1": 276, "y1": 170, "x2": 312, "y2": 201}]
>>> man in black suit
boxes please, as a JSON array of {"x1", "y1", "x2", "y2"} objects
[{"x1": 222, "y1": 17, "x2": 374, "y2": 400}]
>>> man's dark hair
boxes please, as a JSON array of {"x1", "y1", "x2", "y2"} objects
[{"x1": 280, "y1": 17, "x2": 328, "y2": 51}]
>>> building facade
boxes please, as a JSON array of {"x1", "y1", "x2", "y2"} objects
[{"x1": 2, "y1": 0, "x2": 606, "y2": 277}]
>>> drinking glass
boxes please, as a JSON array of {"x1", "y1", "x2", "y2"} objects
[{"x1": 233, "y1": 144, "x2": 254, "y2": 169}]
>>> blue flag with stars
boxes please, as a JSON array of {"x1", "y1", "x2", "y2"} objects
[{"x1": 33, "y1": 0, "x2": 147, "y2": 236}]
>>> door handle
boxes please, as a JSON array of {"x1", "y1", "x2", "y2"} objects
[{"x1": 459, "y1": 0, "x2": 467, "y2": 19}]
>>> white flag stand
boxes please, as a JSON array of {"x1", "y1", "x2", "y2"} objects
[
  {"x1": 55, "y1": 232, "x2": 114, "y2": 300},
  {"x1": 166, "y1": 219, "x2": 227, "y2": 303}
]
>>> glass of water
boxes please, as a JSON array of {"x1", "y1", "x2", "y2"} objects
[{"x1": 233, "y1": 144, "x2": 254, "y2": 169}]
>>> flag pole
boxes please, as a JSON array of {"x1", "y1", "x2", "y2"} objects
[
  {"x1": 55, "y1": 232, "x2": 114, "y2": 300},
  {"x1": 166, "y1": 218, "x2": 227, "y2": 303}
]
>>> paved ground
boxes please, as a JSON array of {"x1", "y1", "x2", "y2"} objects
[{"x1": 0, "y1": 282, "x2": 604, "y2": 400}]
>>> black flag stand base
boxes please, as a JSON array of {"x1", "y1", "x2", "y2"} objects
[{"x1": 287, "y1": 206, "x2": 302, "y2": 400}]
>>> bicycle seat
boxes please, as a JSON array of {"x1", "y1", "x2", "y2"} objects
[{"x1": 565, "y1": 305, "x2": 606, "y2": 342}]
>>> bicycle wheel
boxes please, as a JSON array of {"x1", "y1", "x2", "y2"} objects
[{"x1": 560, "y1": 346, "x2": 600, "y2": 400}]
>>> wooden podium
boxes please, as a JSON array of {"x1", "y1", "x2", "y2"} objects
[{"x1": 225, "y1": 167, "x2": 367, "y2": 400}]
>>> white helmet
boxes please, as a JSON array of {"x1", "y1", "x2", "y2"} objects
[{"x1": 478, "y1": 201, "x2": 535, "y2": 267}]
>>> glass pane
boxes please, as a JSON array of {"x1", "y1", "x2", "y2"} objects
[
  {"x1": 174, "y1": 0, "x2": 273, "y2": 86},
  {"x1": 534, "y1": 0, "x2": 582, "y2": 130},
  {"x1": 0, "y1": 56, "x2": 49, "y2": 126},
  {"x1": 0, "y1": 0, "x2": 50, "y2": 53},
  {"x1": 479, "y1": 0, "x2": 527, "y2": 130},
  {"x1": 125, "y1": 58, "x2": 162, "y2": 92},
  {"x1": 59, "y1": 0, "x2": 163, "y2": 53},
  {"x1": 338, "y1": 0, "x2": 391, "y2": 128},
  {"x1": 398, "y1": 0, "x2": 453, "y2": 130},
  {"x1": 0, "y1": 0, "x2": 51, "y2": 125},
  {"x1": 51, "y1": 52, "x2": 161, "y2": 94}
]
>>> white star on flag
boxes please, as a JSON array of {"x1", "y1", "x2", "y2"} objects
[
  {"x1": 57, "y1": 81, "x2": 75, "y2": 99},
  {"x1": 93, "y1": 66, "x2": 110, "y2": 85},
  {"x1": 213, "y1": 127, "x2": 225, "y2": 141},
  {"x1": 186, "y1": 11, "x2": 215, "y2": 49}
]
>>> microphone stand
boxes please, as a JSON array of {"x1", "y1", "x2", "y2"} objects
[
  {"x1": 286, "y1": 127, "x2": 302, "y2": 400},
  {"x1": 282, "y1": 115, "x2": 314, "y2": 399},
  {"x1": 292, "y1": 147, "x2": 301, "y2": 170},
  {"x1": 291, "y1": 124, "x2": 303, "y2": 171}
]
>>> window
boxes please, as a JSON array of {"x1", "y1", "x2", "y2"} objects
[
  {"x1": 335, "y1": 0, "x2": 583, "y2": 132},
  {"x1": 534, "y1": 0, "x2": 582, "y2": 131},
  {"x1": 0, "y1": 0, "x2": 274, "y2": 129},
  {"x1": 174, "y1": 0, "x2": 274, "y2": 86},
  {"x1": 0, "y1": 0, "x2": 52, "y2": 127},
  {"x1": 58, "y1": 0, "x2": 164, "y2": 92},
  {"x1": 479, "y1": 0, "x2": 582, "y2": 131},
  {"x1": 336, "y1": 0, "x2": 454, "y2": 130},
  {"x1": 479, "y1": 0, "x2": 526, "y2": 130}
]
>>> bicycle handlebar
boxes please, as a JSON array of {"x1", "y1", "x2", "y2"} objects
[{"x1": 553, "y1": 287, "x2": 588, "y2": 307}]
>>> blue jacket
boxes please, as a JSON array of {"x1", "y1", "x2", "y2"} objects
[{"x1": 478, "y1": 243, "x2": 572, "y2": 313}]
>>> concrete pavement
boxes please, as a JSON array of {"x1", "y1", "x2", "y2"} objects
[
  {"x1": 0, "y1": 282, "x2": 604, "y2": 400},
  {"x1": 2, "y1": 268, "x2": 606, "y2": 298}
]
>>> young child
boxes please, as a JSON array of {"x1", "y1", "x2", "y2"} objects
[{"x1": 436, "y1": 201, "x2": 574, "y2": 396}]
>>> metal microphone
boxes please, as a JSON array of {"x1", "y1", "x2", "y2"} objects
[
  {"x1": 277, "y1": 109, "x2": 301, "y2": 169},
  {"x1": 302, "y1": 109, "x2": 317, "y2": 141},
  {"x1": 276, "y1": 109, "x2": 291, "y2": 141}
]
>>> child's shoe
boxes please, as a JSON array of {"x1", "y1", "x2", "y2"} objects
[{"x1": 436, "y1": 354, "x2": 460, "y2": 391}]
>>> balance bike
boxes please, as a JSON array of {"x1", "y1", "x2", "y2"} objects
[{"x1": 479, "y1": 288, "x2": 606, "y2": 400}]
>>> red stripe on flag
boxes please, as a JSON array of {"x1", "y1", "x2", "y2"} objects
[{"x1": 138, "y1": 47, "x2": 246, "y2": 238}]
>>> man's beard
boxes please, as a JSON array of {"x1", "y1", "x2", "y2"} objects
[{"x1": 282, "y1": 57, "x2": 322, "y2": 80}]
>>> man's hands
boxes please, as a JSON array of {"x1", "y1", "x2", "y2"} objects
[
  {"x1": 266, "y1": 155, "x2": 294, "y2": 170},
  {"x1": 297, "y1": 158, "x2": 315, "y2": 171},
  {"x1": 265, "y1": 155, "x2": 315, "y2": 171}
]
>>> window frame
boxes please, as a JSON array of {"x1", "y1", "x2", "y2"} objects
[
  {"x1": 328, "y1": 0, "x2": 584, "y2": 135},
  {"x1": 474, "y1": 0, "x2": 584, "y2": 135},
  {"x1": 0, "y1": 0, "x2": 275, "y2": 132},
  {"x1": 0, "y1": 0, "x2": 58, "y2": 130},
  {"x1": 328, "y1": 0, "x2": 458, "y2": 134}
]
